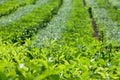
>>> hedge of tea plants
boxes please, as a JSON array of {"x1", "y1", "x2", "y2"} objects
[{"x1": 0, "y1": 0, "x2": 120, "y2": 80}]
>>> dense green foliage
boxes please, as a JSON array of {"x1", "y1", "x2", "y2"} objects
[
  {"x1": 0, "y1": 0, "x2": 120, "y2": 79},
  {"x1": 0, "y1": 0, "x2": 38, "y2": 17},
  {"x1": 86, "y1": 0, "x2": 120, "y2": 46},
  {"x1": 0, "y1": 0, "x2": 61, "y2": 43}
]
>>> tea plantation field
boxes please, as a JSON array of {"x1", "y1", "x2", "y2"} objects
[{"x1": 0, "y1": 0, "x2": 120, "y2": 79}]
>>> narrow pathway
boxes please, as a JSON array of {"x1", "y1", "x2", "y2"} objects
[
  {"x1": 86, "y1": 0, "x2": 120, "y2": 46},
  {"x1": 32, "y1": 0, "x2": 72, "y2": 47},
  {"x1": 82, "y1": 0, "x2": 99, "y2": 39},
  {"x1": 93, "y1": 8, "x2": 120, "y2": 45},
  {"x1": 88, "y1": 7, "x2": 99, "y2": 39}
]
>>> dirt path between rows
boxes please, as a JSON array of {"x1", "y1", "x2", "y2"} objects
[{"x1": 82, "y1": 0, "x2": 99, "y2": 40}]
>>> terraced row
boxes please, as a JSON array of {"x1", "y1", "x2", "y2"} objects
[
  {"x1": 86, "y1": 0, "x2": 120, "y2": 47},
  {"x1": 32, "y1": 0, "x2": 72, "y2": 47},
  {"x1": 0, "y1": 0, "x2": 62, "y2": 44},
  {"x1": 28, "y1": 0, "x2": 120, "y2": 79},
  {"x1": 0, "y1": 0, "x2": 48, "y2": 25},
  {"x1": 0, "y1": 0, "x2": 38, "y2": 18},
  {"x1": 0, "y1": 0, "x2": 71, "y2": 79},
  {"x1": 0, "y1": 0, "x2": 119, "y2": 79}
]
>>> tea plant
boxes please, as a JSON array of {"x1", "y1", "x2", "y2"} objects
[
  {"x1": 0, "y1": 0, "x2": 38, "y2": 18},
  {"x1": 0, "y1": 0, "x2": 62, "y2": 43},
  {"x1": 0, "y1": 0, "x2": 119, "y2": 80},
  {"x1": 86, "y1": 0, "x2": 120, "y2": 46}
]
